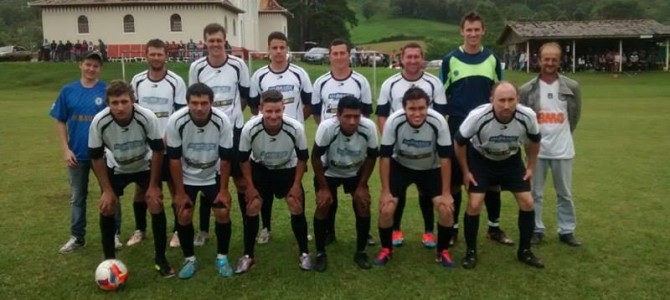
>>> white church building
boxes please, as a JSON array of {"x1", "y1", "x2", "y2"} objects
[{"x1": 29, "y1": 0, "x2": 292, "y2": 58}]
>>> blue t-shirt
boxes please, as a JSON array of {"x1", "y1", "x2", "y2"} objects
[{"x1": 49, "y1": 80, "x2": 107, "y2": 161}]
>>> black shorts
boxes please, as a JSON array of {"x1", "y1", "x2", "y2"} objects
[
  {"x1": 183, "y1": 183, "x2": 220, "y2": 207},
  {"x1": 389, "y1": 159, "x2": 441, "y2": 199},
  {"x1": 448, "y1": 116, "x2": 466, "y2": 187},
  {"x1": 107, "y1": 168, "x2": 150, "y2": 197},
  {"x1": 251, "y1": 161, "x2": 299, "y2": 200},
  {"x1": 231, "y1": 127, "x2": 243, "y2": 178},
  {"x1": 467, "y1": 150, "x2": 530, "y2": 193},
  {"x1": 313, "y1": 173, "x2": 361, "y2": 195}
]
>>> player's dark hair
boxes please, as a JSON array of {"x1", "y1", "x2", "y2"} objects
[
  {"x1": 337, "y1": 96, "x2": 362, "y2": 115},
  {"x1": 261, "y1": 89, "x2": 284, "y2": 104},
  {"x1": 329, "y1": 39, "x2": 351, "y2": 53},
  {"x1": 402, "y1": 87, "x2": 430, "y2": 108},
  {"x1": 106, "y1": 80, "x2": 135, "y2": 103},
  {"x1": 186, "y1": 83, "x2": 214, "y2": 103},
  {"x1": 267, "y1": 31, "x2": 288, "y2": 45},
  {"x1": 145, "y1": 39, "x2": 166, "y2": 53},
  {"x1": 460, "y1": 11, "x2": 485, "y2": 29},
  {"x1": 203, "y1": 23, "x2": 226, "y2": 40},
  {"x1": 400, "y1": 42, "x2": 423, "y2": 58}
]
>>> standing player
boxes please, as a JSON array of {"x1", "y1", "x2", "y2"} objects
[
  {"x1": 166, "y1": 83, "x2": 235, "y2": 279},
  {"x1": 454, "y1": 81, "x2": 544, "y2": 269},
  {"x1": 248, "y1": 31, "x2": 313, "y2": 244},
  {"x1": 375, "y1": 42, "x2": 446, "y2": 248},
  {"x1": 440, "y1": 11, "x2": 510, "y2": 246},
  {"x1": 89, "y1": 80, "x2": 175, "y2": 277},
  {"x1": 189, "y1": 23, "x2": 250, "y2": 247},
  {"x1": 235, "y1": 90, "x2": 311, "y2": 273},
  {"x1": 127, "y1": 39, "x2": 187, "y2": 248},
  {"x1": 519, "y1": 42, "x2": 582, "y2": 246},
  {"x1": 375, "y1": 87, "x2": 455, "y2": 267},
  {"x1": 311, "y1": 38, "x2": 374, "y2": 245},
  {"x1": 311, "y1": 96, "x2": 378, "y2": 271}
]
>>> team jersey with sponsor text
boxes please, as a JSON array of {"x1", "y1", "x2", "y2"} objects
[
  {"x1": 239, "y1": 115, "x2": 309, "y2": 169},
  {"x1": 311, "y1": 70, "x2": 373, "y2": 120},
  {"x1": 375, "y1": 72, "x2": 446, "y2": 117},
  {"x1": 314, "y1": 117, "x2": 379, "y2": 178},
  {"x1": 131, "y1": 70, "x2": 187, "y2": 135},
  {"x1": 249, "y1": 64, "x2": 313, "y2": 123}
]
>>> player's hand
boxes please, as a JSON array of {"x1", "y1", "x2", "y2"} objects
[
  {"x1": 214, "y1": 190, "x2": 232, "y2": 210},
  {"x1": 523, "y1": 168, "x2": 533, "y2": 181},
  {"x1": 353, "y1": 185, "x2": 371, "y2": 209},
  {"x1": 379, "y1": 192, "x2": 396, "y2": 211},
  {"x1": 98, "y1": 191, "x2": 118, "y2": 216},
  {"x1": 145, "y1": 185, "x2": 163, "y2": 209},
  {"x1": 316, "y1": 188, "x2": 333, "y2": 209},
  {"x1": 463, "y1": 172, "x2": 479, "y2": 190},
  {"x1": 245, "y1": 186, "x2": 260, "y2": 204},
  {"x1": 174, "y1": 192, "x2": 193, "y2": 213},
  {"x1": 287, "y1": 184, "x2": 303, "y2": 203},
  {"x1": 63, "y1": 148, "x2": 77, "y2": 168}
]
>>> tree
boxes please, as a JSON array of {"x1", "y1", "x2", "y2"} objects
[
  {"x1": 283, "y1": 0, "x2": 357, "y2": 50},
  {"x1": 593, "y1": 0, "x2": 647, "y2": 19},
  {"x1": 0, "y1": 0, "x2": 41, "y2": 48},
  {"x1": 362, "y1": 0, "x2": 376, "y2": 20}
]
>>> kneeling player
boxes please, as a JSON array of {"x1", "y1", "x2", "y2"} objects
[
  {"x1": 376, "y1": 87, "x2": 456, "y2": 267},
  {"x1": 166, "y1": 83, "x2": 235, "y2": 279},
  {"x1": 312, "y1": 96, "x2": 378, "y2": 271},
  {"x1": 236, "y1": 90, "x2": 311, "y2": 273},
  {"x1": 455, "y1": 81, "x2": 544, "y2": 269},
  {"x1": 89, "y1": 80, "x2": 175, "y2": 277}
]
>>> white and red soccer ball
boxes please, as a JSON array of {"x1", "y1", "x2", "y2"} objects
[{"x1": 95, "y1": 259, "x2": 128, "y2": 291}]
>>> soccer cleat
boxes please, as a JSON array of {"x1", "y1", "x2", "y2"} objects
[
  {"x1": 558, "y1": 233, "x2": 582, "y2": 247},
  {"x1": 59, "y1": 236, "x2": 85, "y2": 254},
  {"x1": 375, "y1": 248, "x2": 393, "y2": 266},
  {"x1": 215, "y1": 256, "x2": 234, "y2": 278},
  {"x1": 531, "y1": 232, "x2": 545, "y2": 245},
  {"x1": 487, "y1": 228, "x2": 514, "y2": 245},
  {"x1": 462, "y1": 249, "x2": 477, "y2": 269},
  {"x1": 299, "y1": 253, "x2": 312, "y2": 271},
  {"x1": 126, "y1": 230, "x2": 145, "y2": 247},
  {"x1": 367, "y1": 234, "x2": 376, "y2": 246},
  {"x1": 115, "y1": 234, "x2": 123, "y2": 250},
  {"x1": 436, "y1": 249, "x2": 455, "y2": 268},
  {"x1": 354, "y1": 252, "x2": 372, "y2": 269},
  {"x1": 314, "y1": 253, "x2": 327, "y2": 272},
  {"x1": 518, "y1": 249, "x2": 545, "y2": 268},
  {"x1": 155, "y1": 260, "x2": 176, "y2": 278},
  {"x1": 178, "y1": 259, "x2": 197, "y2": 279},
  {"x1": 193, "y1": 231, "x2": 209, "y2": 246},
  {"x1": 392, "y1": 230, "x2": 404, "y2": 247},
  {"x1": 235, "y1": 255, "x2": 255, "y2": 274},
  {"x1": 256, "y1": 228, "x2": 271, "y2": 245},
  {"x1": 422, "y1": 232, "x2": 437, "y2": 249},
  {"x1": 169, "y1": 231, "x2": 180, "y2": 248}
]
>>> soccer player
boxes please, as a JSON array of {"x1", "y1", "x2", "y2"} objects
[
  {"x1": 166, "y1": 83, "x2": 235, "y2": 279},
  {"x1": 127, "y1": 39, "x2": 187, "y2": 248},
  {"x1": 235, "y1": 90, "x2": 311, "y2": 273},
  {"x1": 440, "y1": 11, "x2": 510, "y2": 246},
  {"x1": 375, "y1": 42, "x2": 446, "y2": 248},
  {"x1": 248, "y1": 31, "x2": 313, "y2": 244},
  {"x1": 312, "y1": 96, "x2": 378, "y2": 271},
  {"x1": 51, "y1": 51, "x2": 120, "y2": 254},
  {"x1": 189, "y1": 23, "x2": 251, "y2": 247},
  {"x1": 89, "y1": 80, "x2": 175, "y2": 277},
  {"x1": 454, "y1": 81, "x2": 544, "y2": 269},
  {"x1": 311, "y1": 38, "x2": 374, "y2": 246},
  {"x1": 375, "y1": 87, "x2": 455, "y2": 267},
  {"x1": 519, "y1": 42, "x2": 582, "y2": 246}
]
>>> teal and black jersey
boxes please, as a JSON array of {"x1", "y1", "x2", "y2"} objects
[{"x1": 440, "y1": 47, "x2": 502, "y2": 118}]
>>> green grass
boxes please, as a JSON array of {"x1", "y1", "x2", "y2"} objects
[{"x1": 1, "y1": 62, "x2": 670, "y2": 298}]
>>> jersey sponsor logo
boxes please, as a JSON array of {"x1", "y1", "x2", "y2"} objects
[
  {"x1": 260, "y1": 150, "x2": 290, "y2": 161},
  {"x1": 336, "y1": 148, "x2": 362, "y2": 157},
  {"x1": 283, "y1": 97, "x2": 295, "y2": 104},
  {"x1": 398, "y1": 150, "x2": 432, "y2": 159},
  {"x1": 211, "y1": 85, "x2": 232, "y2": 94},
  {"x1": 186, "y1": 142, "x2": 217, "y2": 151},
  {"x1": 537, "y1": 112, "x2": 565, "y2": 124},
  {"x1": 155, "y1": 112, "x2": 169, "y2": 118},
  {"x1": 488, "y1": 135, "x2": 519, "y2": 143},
  {"x1": 213, "y1": 99, "x2": 234, "y2": 107},
  {"x1": 113, "y1": 140, "x2": 145, "y2": 151},
  {"x1": 269, "y1": 84, "x2": 295, "y2": 93},
  {"x1": 141, "y1": 96, "x2": 170, "y2": 105},
  {"x1": 453, "y1": 70, "x2": 460, "y2": 77},
  {"x1": 401, "y1": 139, "x2": 432, "y2": 148},
  {"x1": 116, "y1": 152, "x2": 148, "y2": 165},
  {"x1": 184, "y1": 157, "x2": 217, "y2": 169},
  {"x1": 330, "y1": 159, "x2": 363, "y2": 169},
  {"x1": 95, "y1": 97, "x2": 104, "y2": 106},
  {"x1": 327, "y1": 92, "x2": 353, "y2": 100}
]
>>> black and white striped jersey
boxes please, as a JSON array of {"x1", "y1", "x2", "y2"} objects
[
  {"x1": 311, "y1": 70, "x2": 373, "y2": 120},
  {"x1": 130, "y1": 69, "x2": 187, "y2": 135},
  {"x1": 314, "y1": 116, "x2": 378, "y2": 178},
  {"x1": 239, "y1": 116, "x2": 309, "y2": 169}
]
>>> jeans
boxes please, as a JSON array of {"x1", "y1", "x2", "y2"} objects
[{"x1": 531, "y1": 158, "x2": 577, "y2": 235}]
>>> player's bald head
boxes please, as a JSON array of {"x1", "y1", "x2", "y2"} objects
[{"x1": 491, "y1": 81, "x2": 518, "y2": 99}]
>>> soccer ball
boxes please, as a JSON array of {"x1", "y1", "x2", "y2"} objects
[{"x1": 95, "y1": 259, "x2": 128, "y2": 291}]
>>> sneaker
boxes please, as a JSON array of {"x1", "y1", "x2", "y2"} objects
[
  {"x1": 115, "y1": 234, "x2": 123, "y2": 250},
  {"x1": 531, "y1": 232, "x2": 544, "y2": 245},
  {"x1": 169, "y1": 231, "x2": 180, "y2": 248},
  {"x1": 235, "y1": 255, "x2": 255, "y2": 274},
  {"x1": 558, "y1": 233, "x2": 582, "y2": 247},
  {"x1": 462, "y1": 249, "x2": 477, "y2": 269},
  {"x1": 392, "y1": 230, "x2": 404, "y2": 247},
  {"x1": 126, "y1": 230, "x2": 145, "y2": 247},
  {"x1": 59, "y1": 236, "x2": 85, "y2": 254},
  {"x1": 367, "y1": 234, "x2": 376, "y2": 246},
  {"x1": 518, "y1": 249, "x2": 544, "y2": 268},
  {"x1": 314, "y1": 253, "x2": 327, "y2": 272},
  {"x1": 193, "y1": 231, "x2": 209, "y2": 246},
  {"x1": 487, "y1": 228, "x2": 514, "y2": 245},
  {"x1": 155, "y1": 260, "x2": 176, "y2": 278},
  {"x1": 354, "y1": 252, "x2": 372, "y2": 269},
  {"x1": 449, "y1": 228, "x2": 458, "y2": 246},
  {"x1": 256, "y1": 228, "x2": 271, "y2": 245},
  {"x1": 436, "y1": 249, "x2": 455, "y2": 268},
  {"x1": 375, "y1": 248, "x2": 393, "y2": 266},
  {"x1": 299, "y1": 253, "x2": 312, "y2": 271},
  {"x1": 215, "y1": 256, "x2": 234, "y2": 278},
  {"x1": 422, "y1": 232, "x2": 437, "y2": 248},
  {"x1": 178, "y1": 259, "x2": 197, "y2": 279}
]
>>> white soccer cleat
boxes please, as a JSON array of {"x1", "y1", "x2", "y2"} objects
[
  {"x1": 169, "y1": 231, "x2": 180, "y2": 248},
  {"x1": 193, "y1": 231, "x2": 209, "y2": 246},
  {"x1": 126, "y1": 230, "x2": 145, "y2": 246},
  {"x1": 256, "y1": 228, "x2": 271, "y2": 244},
  {"x1": 115, "y1": 234, "x2": 123, "y2": 250}
]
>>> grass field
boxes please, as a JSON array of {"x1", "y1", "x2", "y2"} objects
[{"x1": 0, "y1": 61, "x2": 669, "y2": 299}]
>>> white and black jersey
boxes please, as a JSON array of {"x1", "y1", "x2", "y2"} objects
[
  {"x1": 131, "y1": 69, "x2": 187, "y2": 135},
  {"x1": 314, "y1": 117, "x2": 378, "y2": 178},
  {"x1": 455, "y1": 103, "x2": 541, "y2": 161},
  {"x1": 249, "y1": 64, "x2": 313, "y2": 123},
  {"x1": 376, "y1": 72, "x2": 447, "y2": 117},
  {"x1": 165, "y1": 107, "x2": 234, "y2": 186},
  {"x1": 380, "y1": 108, "x2": 452, "y2": 170},
  {"x1": 311, "y1": 70, "x2": 373, "y2": 120},
  {"x1": 88, "y1": 104, "x2": 163, "y2": 174},
  {"x1": 188, "y1": 56, "x2": 250, "y2": 128},
  {"x1": 239, "y1": 116, "x2": 309, "y2": 169}
]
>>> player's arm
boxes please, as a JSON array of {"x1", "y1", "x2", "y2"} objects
[
  {"x1": 289, "y1": 135, "x2": 309, "y2": 200},
  {"x1": 238, "y1": 124, "x2": 260, "y2": 203},
  {"x1": 146, "y1": 115, "x2": 165, "y2": 207},
  {"x1": 88, "y1": 123, "x2": 116, "y2": 215},
  {"x1": 453, "y1": 135, "x2": 474, "y2": 189},
  {"x1": 215, "y1": 119, "x2": 234, "y2": 209},
  {"x1": 436, "y1": 118, "x2": 453, "y2": 196},
  {"x1": 300, "y1": 69, "x2": 314, "y2": 122},
  {"x1": 55, "y1": 121, "x2": 77, "y2": 167},
  {"x1": 166, "y1": 119, "x2": 191, "y2": 210},
  {"x1": 378, "y1": 119, "x2": 395, "y2": 206},
  {"x1": 239, "y1": 62, "x2": 252, "y2": 112},
  {"x1": 248, "y1": 73, "x2": 261, "y2": 115},
  {"x1": 523, "y1": 114, "x2": 542, "y2": 181},
  {"x1": 311, "y1": 80, "x2": 323, "y2": 124},
  {"x1": 174, "y1": 76, "x2": 188, "y2": 111},
  {"x1": 571, "y1": 82, "x2": 582, "y2": 132}
]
